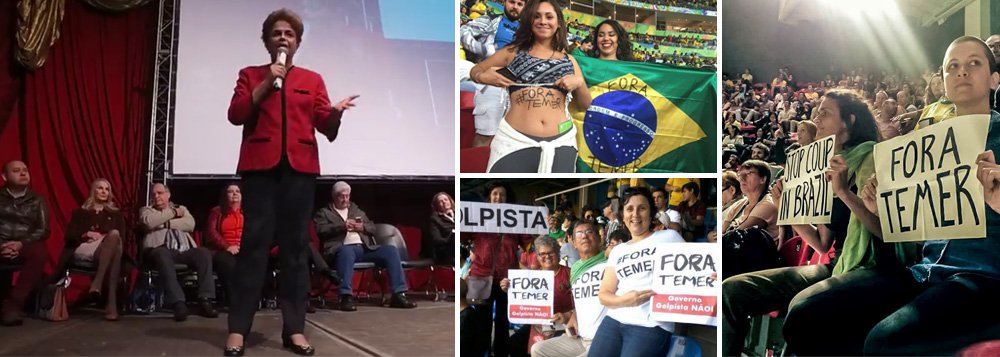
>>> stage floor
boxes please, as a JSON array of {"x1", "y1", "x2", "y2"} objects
[{"x1": 0, "y1": 299, "x2": 455, "y2": 356}]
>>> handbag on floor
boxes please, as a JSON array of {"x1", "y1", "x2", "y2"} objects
[{"x1": 37, "y1": 274, "x2": 70, "y2": 322}]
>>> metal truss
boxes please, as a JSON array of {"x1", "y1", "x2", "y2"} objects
[{"x1": 145, "y1": 0, "x2": 178, "y2": 206}]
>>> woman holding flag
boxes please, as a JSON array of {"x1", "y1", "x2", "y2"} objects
[{"x1": 469, "y1": 0, "x2": 591, "y2": 173}]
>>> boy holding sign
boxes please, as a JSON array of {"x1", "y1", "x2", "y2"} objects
[
  {"x1": 783, "y1": 36, "x2": 1000, "y2": 356},
  {"x1": 722, "y1": 90, "x2": 890, "y2": 356}
]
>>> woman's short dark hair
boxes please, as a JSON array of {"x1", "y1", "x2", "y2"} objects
[
  {"x1": 261, "y1": 8, "x2": 305, "y2": 45},
  {"x1": 621, "y1": 186, "x2": 656, "y2": 231},
  {"x1": 609, "y1": 228, "x2": 631, "y2": 244},
  {"x1": 510, "y1": 0, "x2": 568, "y2": 53},
  {"x1": 722, "y1": 170, "x2": 741, "y2": 196},
  {"x1": 587, "y1": 19, "x2": 633, "y2": 61},
  {"x1": 740, "y1": 160, "x2": 772, "y2": 201},
  {"x1": 486, "y1": 182, "x2": 514, "y2": 203},
  {"x1": 682, "y1": 181, "x2": 700, "y2": 197},
  {"x1": 949, "y1": 36, "x2": 998, "y2": 75},
  {"x1": 823, "y1": 90, "x2": 879, "y2": 148}
]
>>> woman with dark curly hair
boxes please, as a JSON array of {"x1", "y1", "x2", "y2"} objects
[{"x1": 586, "y1": 19, "x2": 633, "y2": 61}]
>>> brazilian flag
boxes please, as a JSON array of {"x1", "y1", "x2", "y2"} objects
[{"x1": 571, "y1": 51, "x2": 716, "y2": 173}]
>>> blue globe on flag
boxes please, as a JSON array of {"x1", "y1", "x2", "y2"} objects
[{"x1": 582, "y1": 90, "x2": 657, "y2": 167}]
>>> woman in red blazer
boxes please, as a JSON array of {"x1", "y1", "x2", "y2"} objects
[{"x1": 224, "y1": 8, "x2": 357, "y2": 357}]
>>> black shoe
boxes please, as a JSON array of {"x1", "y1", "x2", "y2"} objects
[
  {"x1": 389, "y1": 292, "x2": 417, "y2": 309},
  {"x1": 282, "y1": 335, "x2": 316, "y2": 356},
  {"x1": 322, "y1": 269, "x2": 342, "y2": 286},
  {"x1": 199, "y1": 299, "x2": 219, "y2": 318},
  {"x1": 339, "y1": 295, "x2": 357, "y2": 312},
  {"x1": 306, "y1": 303, "x2": 316, "y2": 314},
  {"x1": 223, "y1": 345, "x2": 244, "y2": 357},
  {"x1": 173, "y1": 302, "x2": 188, "y2": 322},
  {"x1": 1, "y1": 311, "x2": 22, "y2": 327}
]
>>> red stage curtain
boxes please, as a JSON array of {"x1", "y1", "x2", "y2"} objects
[{"x1": 1, "y1": 0, "x2": 156, "y2": 289}]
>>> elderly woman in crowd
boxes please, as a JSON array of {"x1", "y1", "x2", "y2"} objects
[
  {"x1": 502, "y1": 235, "x2": 574, "y2": 357},
  {"x1": 722, "y1": 160, "x2": 778, "y2": 239}
]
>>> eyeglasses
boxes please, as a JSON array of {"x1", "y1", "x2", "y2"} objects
[
  {"x1": 574, "y1": 229, "x2": 596, "y2": 237},
  {"x1": 537, "y1": 251, "x2": 556, "y2": 257}
]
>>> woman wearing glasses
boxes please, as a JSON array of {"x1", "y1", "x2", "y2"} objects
[{"x1": 501, "y1": 235, "x2": 573, "y2": 356}]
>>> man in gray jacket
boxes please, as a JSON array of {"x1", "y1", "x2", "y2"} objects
[
  {"x1": 314, "y1": 181, "x2": 415, "y2": 311},
  {"x1": 460, "y1": 0, "x2": 524, "y2": 147},
  {"x1": 140, "y1": 183, "x2": 217, "y2": 321}
]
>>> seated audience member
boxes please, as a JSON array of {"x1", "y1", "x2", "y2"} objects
[
  {"x1": 532, "y1": 220, "x2": 608, "y2": 357},
  {"x1": 140, "y1": 183, "x2": 218, "y2": 321},
  {"x1": 664, "y1": 178, "x2": 697, "y2": 210},
  {"x1": 605, "y1": 229, "x2": 631, "y2": 260},
  {"x1": 750, "y1": 142, "x2": 770, "y2": 162},
  {"x1": 314, "y1": 181, "x2": 417, "y2": 311},
  {"x1": 62, "y1": 178, "x2": 125, "y2": 321},
  {"x1": 0, "y1": 161, "x2": 49, "y2": 326},
  {"x1": 720, "y1": 170, "x2": 743, "y2": 216},
  {"x1": 426, "y1": 192, "x2": 456, "y2": 266},
  {"x1": 580, "y1": 207, "x2": 596, "y2": 223},
  {"x1": 652, "y1": 188, "x2": 681, "y2": 232},
  {"x1": 601, "y1": 199, "x2": 621, "y2": 244},
  {"x1": 784, "y1": 36, "x2": 1000, "y2": 356},
  {"x1": 503, "y1": 236, "x2": 573, "y2": 357},
  {"x1": 676, "y1": 182, "x2": 706, "y2": 242},
  {"x1": 722, "y1": 160, "x2": 778, "y2": 240},
  {"x1": 206, "y1": 183, "x2": 339, "y2": 307}
]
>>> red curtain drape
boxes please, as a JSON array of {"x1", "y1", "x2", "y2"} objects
[{"x1": 1, "y1": 0, "x2": 156, "y2": 289}]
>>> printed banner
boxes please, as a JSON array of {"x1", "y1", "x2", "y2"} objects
[
  {"x1": 570, "y1": 261, "x2": 607, "y2": 340},
  {"x1": 649, "y1": 244, "x2": 718, "y2": 326},
  {"x1": 459, "y1": 202, "x2": 549, "y2": 235},
  {"x1": 508, "y1": 269, "x2": 555, "y2": 325},
  {"x1": 778, "y1": 135, "x2": 835, "y2": 225},
  {"x1": 873, "y1": 114, "x2": 988, "y2": 242}
]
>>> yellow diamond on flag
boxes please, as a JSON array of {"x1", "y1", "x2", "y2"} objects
[{"x1": 571, "y1": 73, "x2": 707, "y2": 173}]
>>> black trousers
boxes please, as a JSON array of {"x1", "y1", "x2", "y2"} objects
[
  {"x1": 784, "y1": 267, "x2": 1000, "y2": 356},
  {"x1": 228, "y1": 163, "x2": 315, "y2": 336},
  {"x1": 470, "y1": 281, "x2": 510, "y2": 357}
]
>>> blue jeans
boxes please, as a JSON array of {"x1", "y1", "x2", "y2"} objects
[
  {"x1": 330, "y1": 244, "x2": 407, "y2": 295},
  {"x1": 588, "y1": 317, "x2": 671, "y2": 357}
]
